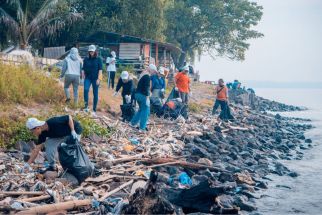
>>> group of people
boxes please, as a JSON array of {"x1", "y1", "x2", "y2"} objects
[
  {"x1": 59, "y1": 44, "x2": 193, "y2": 130},
  {"x1": 23, "y1": 46, "x2": 235, "y2": 179}
]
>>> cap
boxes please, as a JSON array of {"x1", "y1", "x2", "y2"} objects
[
  {"x1": 121, "y1": 71, "x2": 129, "y2": 80},
  {"x1": 182, "y1": 65, "x2": 189, "y2": 71},
  {"x1": 88, "y1": 45, "x2": 96, "y2": 52},
  {"x1": 26, "y1": 118, "x2": 45, "y2": 130},
  {"x1": 148, "y1": 64, "x2": 157, "y2": 72}
]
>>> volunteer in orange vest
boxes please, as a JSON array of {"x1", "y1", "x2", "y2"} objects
[
  {"x1": 212, "y1": 78, "x2": 229, "y2": 115},
  {"x1": 175, "y1": 65, "x2": 191, "y2": 104}
]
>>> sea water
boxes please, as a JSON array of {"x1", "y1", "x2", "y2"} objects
[{"x1": 254, "y1": 88, "x2": 322, "y2": 215}]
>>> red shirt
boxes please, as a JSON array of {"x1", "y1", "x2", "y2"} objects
[{"x1": 175, "y1": 72, "x2": 190, "y2": 93}]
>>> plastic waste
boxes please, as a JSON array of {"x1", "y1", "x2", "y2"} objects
[
  {"x1": 178, "y1": 172, "x2": 192, "y2": 186},
  {"x1": 129, "y1": 138, "x2": 140, "y2": 145}
]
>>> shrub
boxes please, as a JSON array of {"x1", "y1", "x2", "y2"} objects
[{"x1": 0, "y1": 63, "x2": 64, "y2": 105}]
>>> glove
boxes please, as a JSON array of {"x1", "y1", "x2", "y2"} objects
[
  {"x1": 59, "y1": 77, "x2": 63, "y2": 82},
  {"x1": 174, "y1": 87, "x2": 178, "y2": 91},
  {"x1": 113, "y1": 92, "x2": 118, "y2": 97},
  {"x1": 146, "y1": 97, "x2": 150, "y2": 107},
  {"x1": 161, "y1": 89, "x2": 165, "y2": 92},
  {"x1": 71, "y1": 130, "x2": 77, "y2": 140}
]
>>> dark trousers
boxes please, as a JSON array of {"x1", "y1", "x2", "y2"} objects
[
  {"x1": 108, "y1": 71, "x2": 116, "y2": 89},
  {"x1": 212, "y1": 99, "x2": 226, "y2": 114}
]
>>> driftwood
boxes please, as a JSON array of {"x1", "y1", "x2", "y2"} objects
[
  {"x1": 16, "y1": 199, "x2": 92, "y2": 215},
  {"x1": 141, "y1": 158, "x2": 224, "y2": 172},
  {"x1": 19, "y1": 194, "x2": 51, "y2": 202},
  {"x1": 0, "y1": 191, "x2": 44, "y2": 196},
  {"x1": 99, "y1": 180, "x2": 134, "y2": 201}
]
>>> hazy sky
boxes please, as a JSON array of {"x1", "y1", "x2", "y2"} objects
[{"x1": 195, "y1": 0, "x2": 322, "y2": 84}]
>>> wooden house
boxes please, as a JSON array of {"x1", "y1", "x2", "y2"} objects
[{"x1": 79, "y1": 31, "x2": 182, "y2": 72}]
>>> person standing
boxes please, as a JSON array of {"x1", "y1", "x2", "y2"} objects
[
  {"x1": 150, "y1": 67, "x2": 166, "y2": 99},
  {"x1": 82, "y1": 45, "x2": 103, "y2": 116},
  {"x1": 114, "y1": 71, "x2": 135, "y2": 105},
  {"x1": 25, "y1": 115, "x2": 82, "y2": 172},
  {"x1": 175, "y1": 65, "x2": 191, "y2": 104},
  {"x1": 212, "y1": 79, "x2": 229, "y2": 115},
  {"x1": 106, "y1": 51, "x2": 117, "y2": 89},
  {"x1": 60, "y1": 48, "x2": 82, "y2": 105},
  {"x1": 130, "y1": 64, "x2": 157, "y2": 131}
]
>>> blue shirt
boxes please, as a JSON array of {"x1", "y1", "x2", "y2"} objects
[
  {"x1": 83, "y1": 57, "x2": 102, "y2": 81},
  {"x1": 151, "y1": 75, "x2": 165, "y2": 90}
]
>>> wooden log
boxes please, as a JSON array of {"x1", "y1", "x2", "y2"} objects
[
  {"x1": 99, "y1": 180, "x2": 134, "y2": 201},
  {"x1": 16, "y1": 199, "x2": 92, "y2": 215},
  {"x1": 0, "y1": 191, "x2": 44, "y2": 196}
]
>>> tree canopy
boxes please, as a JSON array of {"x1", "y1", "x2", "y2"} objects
[{"x1": 0, "y1": 0, "x2": 263, "y2": 64}]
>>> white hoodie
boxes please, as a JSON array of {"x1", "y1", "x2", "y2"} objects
[{"x1": 62, "y1": 48, "x2": 82, "y2": 76}]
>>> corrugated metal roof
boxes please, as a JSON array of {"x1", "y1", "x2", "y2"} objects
[{"x1": 44, "y1": 46, "x2": 65, "y2": 59}]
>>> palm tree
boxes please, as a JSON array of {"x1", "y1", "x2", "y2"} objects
[{"x1": 0, "y1": 0, "x2": 81, "y2": 49}]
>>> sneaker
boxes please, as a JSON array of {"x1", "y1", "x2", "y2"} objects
[
  {"x1": 91, "y1": 111, "x2": 97, "y2": 117},
  {"x1": 65, "y1": 98, "x2": 71, "y2": 103},
  {"x1": 39, "y1": 166, "x2": 57, "y2": 174},
  {"x1": 83, "y1": 107, "x2": 90, "y2": 113}
]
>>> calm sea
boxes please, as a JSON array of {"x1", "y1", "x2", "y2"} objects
[{"x1": 254, "y1": 88, "x2": 322, "y2": 215}]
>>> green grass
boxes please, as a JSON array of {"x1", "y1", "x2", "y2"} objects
[{"x1": 0, "y1": 63, "x2": 64, "y2": 105}]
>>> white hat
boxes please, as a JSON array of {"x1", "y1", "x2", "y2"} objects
[
  {"x1": 182, "y1": 65, "x2": 189, "y2": 71},
  {"x1": 111, "y1": 51, "x2": 116, "y2": 57},
  {"x1": 26, "y1": 118, "x2": 45, "y2": 130},
  {"x1": 148, "y1": 64, "x2": 157, "y2": 72},
  {"x1": 88, "y1": 45, "x2": 96, "y2": 52},
  {"x1": 158, "y1": 67, "x2": 165, "y2": 75},
  {"x1": 121, "y1": 71, "x2": 129, "y2": 80}
]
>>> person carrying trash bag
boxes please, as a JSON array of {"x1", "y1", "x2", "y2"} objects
[
  {"x1": 60, "y1": 47, "x2": 82, "y2": 105},
  {"x1": 114, "y1": 71, "x2": 135, "y2": 105},
  {"x1": 25, "y1": 115, "x2": 82, "y2": 173},
  {"x1": 175, "y1": 65, "x2": 191, "y2": 104},
  {"x1": 212, "y1": 79, "x2": 234, "y2": 121},
  {"x1": 130, "y1": 64, "x2": 157, "y2": 131}
]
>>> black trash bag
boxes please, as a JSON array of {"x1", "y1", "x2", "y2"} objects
[
  {"x1": 163, "y1": 99, "x2": 188, "y2": 120},
  {"x1": 120, "y1": 103, "x2": 135, "y2": 122},
  {"x1": 150, "y1": 97, "x2": 163, "y2": 115},
  {"x1": 58, "y1": 136, "x2": 95, "y2": 183},
  {"x1": 163, "y1": 180, "x2": 238, "y2": 214},
  {"x1": 219, "y1": 102, "x2": 234, "y2": 121}
]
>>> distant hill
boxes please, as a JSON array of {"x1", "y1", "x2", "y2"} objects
[{"x1": 243, "y1": 81, "x2": 322, "y2": 89}]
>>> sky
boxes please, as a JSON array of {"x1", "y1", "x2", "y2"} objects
[{"x1": 195, "y1": 0, "x2": 322, "y2": 87}]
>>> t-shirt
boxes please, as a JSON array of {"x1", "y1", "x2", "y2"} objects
[
  {"x1": 83, "y1": 57, "x2": 103, "y2": 81},
  {"x1": 106, "y1": 57, "x2": 116, "y2": 72},
  {"x1": 175, "y1": 72, "x2": 190, "y2": 93},
  {"x1": 37, "y1": 115, "x2": 82, "y2": 145},
  {"x1": 216, "y1": 85, "x2": 228, "y2": 101},
  {"x1": 136, "y1": 74, "x2": 150, "y2": 96}
]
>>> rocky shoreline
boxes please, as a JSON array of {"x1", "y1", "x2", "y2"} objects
[{"x1": 0, "y1": 89, "x2": 314, "y2": 214}]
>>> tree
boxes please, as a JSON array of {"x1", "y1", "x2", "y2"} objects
[
  {"x1": 0, "y1": 0, "x2": 81, "y2": 49},
  {"x1": 165, "y1": 0, "x2": 263, "y2": 67}
]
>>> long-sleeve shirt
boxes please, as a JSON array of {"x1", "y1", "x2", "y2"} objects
[
  {"x1": 83, "y1": 57, "x2": 102, "y2": 81},
  {"x1": 115, "y1": 78, "x2": 134, "y2": 96},
  {"x1": 151, "y1": 74, "x2": 165, "y2": 91},
  {"x1": 136, "y1": 74, "x2": 150, "y2": 96}
]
